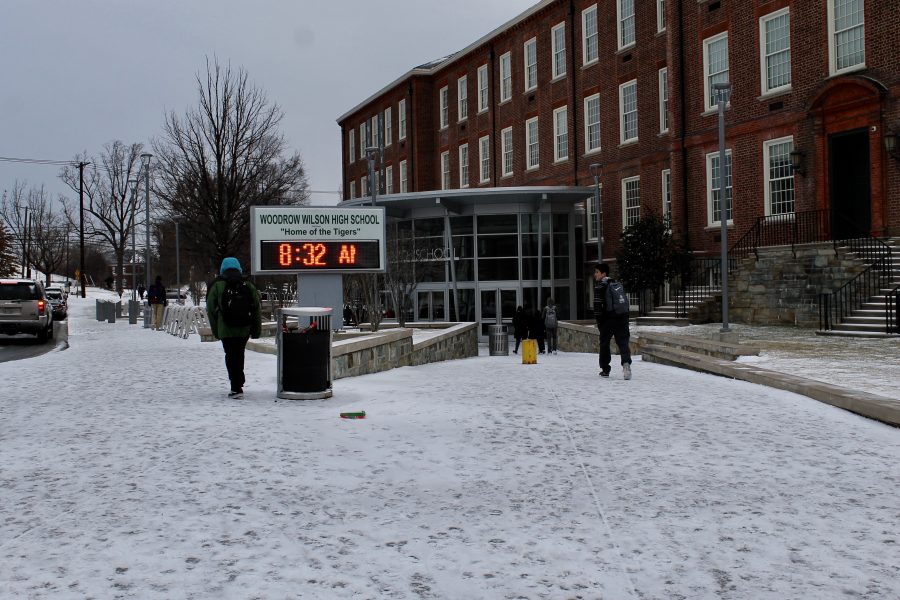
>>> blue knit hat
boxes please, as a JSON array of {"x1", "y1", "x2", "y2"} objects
[{"x1": 220, "y1": 257, "x2": 242, "y2": 274}]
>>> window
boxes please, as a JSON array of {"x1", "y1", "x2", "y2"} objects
[
  {"x1": 553, "y1": 106, "x2": 568, "y2": 162},
  {"x1": 524, "y1": 38, "x2": 538, "y2": 91},
  {"x1": 582, "y1": 5, "x2": 598, "y2": 65},
  {"x1": 703, "y1": 32, "x2": 729, "y2": 112},
  {"x1": 618, "y1": 0, "x2": 635, "y2": 50},
  {"x1": 386, "y1": 165, "x2": 393, "y2": 195},
  {"x1": 657, "y1": 0, "x2": 666, "y2": 33},
  {"x1": 361, "y1": 175, "x2": 368, "y2": 198},
  {"x1": 659, "y1": 67, "x2": 669, "y2": 133},
  {"x1": 459, "y1": 144, "x2": 469, "y2": 188},
  {"x1": 441, "y1": 151, "x2": 450, "y2": 190},
  {"x1": 706, "y1": 150, "x2": 733, "y2": 225},
  {"x1": 371, "y1": 116, "x2": 379, "y2": 147},
  {"x1": 587, "y1": 187, "x2": 602, "y2": 241},
  {"x1": 398, "y1": 99, "x2": 407, "y2": 140},
  {"x1": 479, "y1": 135, "x2": 490, "y2": 183},
  {"x1": 499, "y1": 52, "x2": 512, "y2": 102},
  {"x1": 828, "y1": 0, "x2": 865, "y2": 74},
  {"x1": 662, "y1": 169, "x2": 672, "y2": 228},
  {"x1": 764, "y1": 137, "x2": 795, "y2": 216},
  {"x1": 760, "y1": 9, "x2": 791, "y2": 95},
  {"x1": 501, "y1": 126, "x2": 513, "y2": 176},
  {"x1": 525, "y1": 117, "x2": 539, "y2": 170},
  {"x1": 584, "y1": 93, "x2": 601, "y2": 153},
  {"x1": 349, "y1": 129, "x2": 355, "y2": 164},
  {"x1": 440, "y1": 86, "x2": 449, "y2": 129},
  {"x1": 359, "y1": 124, "x2": 365, "y2": 159},
  {"x1": 619, "y1": 80, "x2": 638, "y2": 144},
  {"x1": 399, "y1": 160, "x2": 408, "y2": 193},
  {"x1": 551, "y1": 23, "x2": 566, "y2": 79},
  {"x1": 384, "y1": 108, "x2": 392, "y2": 146},
  {"x1": 622, "y1": 176, "x2": 640, "y2": 228},
  {"x1": 458, "y1": 76, "x2": 468, "y2": 121},
  {"x1": 349, "y1": 180, "x2": 355, "y2": 199},
  {"x1": 477, "y1": 64, "x2": 488, "y2": 112}
]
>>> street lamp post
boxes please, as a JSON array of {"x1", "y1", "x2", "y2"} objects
[
  {"x1": 140, "y1": 153, "x2": 152, "y2": 293},
  {"x1": 589, "y1": 163, "x2": 602, "y2": 263},
  {"x1": 713, "y1": 81, "x2": 732, "y2": 333},
  {"x1": 365, "y1": 146, "x2": 382, "y2": 206},
  {"x1": 128, "y1": 179, "x2": 138, "y2": 300}
]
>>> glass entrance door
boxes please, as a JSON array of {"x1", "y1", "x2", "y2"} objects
[{"x1": 480, "y1": 288, "x2": 517, "y2": 336}]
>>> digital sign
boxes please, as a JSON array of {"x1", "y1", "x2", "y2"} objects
[
  {"x1": 259, "y1": 240, "x2": 381, "y2": 271},
  {"x1": 251, "y1": 206, "x2": 386, "y2": 274}
]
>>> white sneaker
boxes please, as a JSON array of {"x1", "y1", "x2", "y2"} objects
[{"x1": 623, "y1": 364, "x2": 632, "y2": 380}]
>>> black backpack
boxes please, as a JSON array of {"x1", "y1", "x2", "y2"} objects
[
  {"x1": 220, "y1": 278, "x2": 254, "y2": 327},
  {"x1": 604, "y1": 280, "x2": 630, "y2": 316}
]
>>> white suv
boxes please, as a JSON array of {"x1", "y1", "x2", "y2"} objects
[{"x1": 0, "y1": 279, "x2": 54, "y2": 342}]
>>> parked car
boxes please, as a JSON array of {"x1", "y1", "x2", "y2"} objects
[
  {"x1": 165, "y1": 290, "x2": 187, "y2": 302},
  {"x1": 45, "y1": 289, "x2": 68, "y2": 320},
  {"x1": 0, "y1": 278, "x2": 54, "y2": 342}
]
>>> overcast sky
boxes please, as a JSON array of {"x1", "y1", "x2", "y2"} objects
[{"x1": 1, "y1": 0, "x2": 537, "y2": 207}]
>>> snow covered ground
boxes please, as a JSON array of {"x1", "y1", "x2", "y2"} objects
[{"x1": 1, "y1": 291, "x2": 899, "y2": 599}]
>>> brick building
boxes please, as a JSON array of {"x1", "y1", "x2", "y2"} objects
[{"x1": 337, "y1": 0, "x2": 899, "y2": 331}]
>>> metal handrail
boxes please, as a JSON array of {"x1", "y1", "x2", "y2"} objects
[
  {"x1": 819, "y1": 251, "x2": 894, "y2": 332},
  {"x1": 885, "y1": 284, "x2": 899, "y2": 335}
]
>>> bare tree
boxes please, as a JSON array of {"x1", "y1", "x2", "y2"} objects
[
  {"x1": 60, "y1": 141, "x2": 146, "y2": 295},
  {"x1": 153, "y1": 57, "x2": 310, "y2": 269},
  {"x1": 382, "y1": 221, "x2": 441, "y2": 327},
  {"x1": 343, "y1": 273, "x2": 383, "y2": 331},
  {"x1": 0, "y1": 182, "x2": 68, "y2": 285},
  {"x1": 0, "y1": 222, "x2": 17, "y2": 277}
]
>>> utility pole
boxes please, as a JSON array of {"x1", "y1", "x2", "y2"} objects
[
  {"x1": 141, "y1": 153, "x2": 152, "y2": 292},
  {"x1": 128, "y1": 180, "x2": 138, "y2": 300},
  {"x1": 79, "y1": 161, "x2": 89, "y2": 298},
  {"x1": 20, "y1": 207, "x2": 28, "y2": 278},
  {"x1": 175, "y1": 221, "x2": 180, "y2": 303}
]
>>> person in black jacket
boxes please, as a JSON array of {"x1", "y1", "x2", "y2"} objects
[
  {"x1": 512, "y1": 305, "x2": 528, "y2": 354},
  {"x1": 594, "y1": 262, "x2": 632, "y2": 379},
  {"x1": 528, "y1": 304, "x2": 546, "y2": 354}
]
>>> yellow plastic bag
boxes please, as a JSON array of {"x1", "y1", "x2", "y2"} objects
[{"x1": 522, "y1": 339, "x2": 538, "y2": 364}]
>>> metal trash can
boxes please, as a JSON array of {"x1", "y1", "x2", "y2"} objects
[
  {"x1": 277, "y1": 307, "x2": 333, "y2": 400},
  {"x1": 488, "y1": 324, "x2": 509, "y2": 356}
]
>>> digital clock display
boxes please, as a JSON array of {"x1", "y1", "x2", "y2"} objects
[{"x1": 259, "y1": 240, "x2": 381, "y2": 271}]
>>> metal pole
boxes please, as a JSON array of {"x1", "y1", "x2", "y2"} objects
[
  {"x1": 714, "y1": 82, "x2": 732, "y2": 332},
  {"x1": 590, "y1": 164, "x2": 602, "y2": 262},
  {"x1": 79, "y1": 161, "x2": 89, "y2": 298},
  {"x1": 129, "y1": 181, "x2": 137, "y2": 300},
  {"x1": 21, "y1": 207, "x2": 28, "y2": 278},
  {"x1": 141, "y1": 153, "x2": 152, "y2": 292},
  {"x1": 175, "y1": 221, "x2": 180, "y2": 303}
]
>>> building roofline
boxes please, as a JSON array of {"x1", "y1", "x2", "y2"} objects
[{"x1": 336, "y1": 0, "x2": 555, "y2": 124}]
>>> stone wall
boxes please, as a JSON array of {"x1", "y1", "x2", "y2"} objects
[{"x1": 730, "y1": 243, "x2": 866, "y2": 327}]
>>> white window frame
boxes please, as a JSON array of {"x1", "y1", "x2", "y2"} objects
[
  {"x1": 348, "y1": 129, "x2": 355, "y2": 164},
  {"x1": 477, "y1": 64, "x2": 489, "y2": 113},
  {"x1": 763, "y1": 136, "x2": 796, "y2": 217},
  {"x1": 582, "y1": 5, "x2": 599, "y2": 66},
  {"x1": 587, "y1": 186, "x2": 602, "y2": 241},
  {"x1": 349, "y1": 180, "x2": 355, "y2": 200},
  {"x1": 760, "y1": 8, "x2": 792, "y2": 96},
  {"x1": 499, "y1": 52, "x2": 512, "y2": 103},
  {"x1": 399, "y1": 160, "x2": 408, "y2": 193},
  {"x1": 619, "y1": 79, "x2": 638, "y2": 144},
  {"x1": 441, "y1": 151, "x2": 450, "y2": 190},
  {"x1": 439, "y1": 86, "x2": 449, "y2": 129},
  {"x1": 657, "y1": 0, "x2": 666, "y2": 33},
  {"x1": 525, "y1": 117, "x2": 540, "y2": 170},
  {"x1": 359, "y1": 124, "x2": 365, "y2": 159},
  {"x1": 706, "y1": 150, "x2": 734, "y2": 226},
  {"x1": 371, "y1": 115, "x2": 379, "y2": 148},
  {"x1": 551, "y1": 22, "x2": 566, "y2": 80},
  {"x1": 661, "y1": 169, "x2": 672, "y2": 228},
  {"x1": 658, "y1": 67, "x2": 669, "y2": 133},
  {"x1": 703, "y1": 32, "x2": 730, "y2": 113},
  {"x1": 553, "y1": 106, "x2": 569, "y2": 163},
  {"x1": 385, "y1": 165, "x2": 393, "y2": 195},
  {"x1": 398, "y1": 99, "x2": 407, "y2": 141},
  {"x1": 384, "y1": 108, "x2": 392, "y2": 147},
  {"x1": 827, "y1": 0, "x2": 865, "y2": 76},
  {"x1": 584, "y1": 93, "x2": 601, "y2": 154},
  {"x1": 617, "y1": 0, "x2": 636, "y2": 51},
  {"x1": 621, "y1": 176, "x2": 640, "y2": 229},
  {"x1": 524, "y1": 38, "x2": 538, "y2": 91},
  {"x1": 479, "y1": 135, "x2": 490, "y2": 184},
  {"x1": 458, "y1": 75, "x2": 468, "y2": 122},
  {"x1": 501, "y1": 126, "x2": 513, "y2": 177},
  {"x1": 458, "y1": 144, "x2": 469, "y2": 188}
]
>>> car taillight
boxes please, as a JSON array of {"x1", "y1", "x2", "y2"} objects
[{"x1": 37, "y1": 300, "x2": 46, "y2": 315}]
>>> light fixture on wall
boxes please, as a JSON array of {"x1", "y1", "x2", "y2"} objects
[
  {"x1": 789, "y1": 149, "x2": 806, "y2": 176},
  {"x1": 885, "y1": 130, "x2": 899, "y2": 160}
]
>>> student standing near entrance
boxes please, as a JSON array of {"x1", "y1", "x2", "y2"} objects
[
  {"x1": 542, "y1": 297, "x2": 559, "y2": 354},
  {"x1": 207, "y1": 257, "x2": 262, "y2": 399},
  {"x1": 594, "y1": 262, "x2": 632, "y2": 380}
]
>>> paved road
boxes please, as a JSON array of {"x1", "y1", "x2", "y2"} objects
[{"x1": 0, "y1": 320, "x2": 68, "y2": 363}]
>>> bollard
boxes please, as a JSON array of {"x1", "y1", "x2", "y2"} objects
[
  {"x1": 143, "y1": 301, "x2": 152, "y2": 328},
  {"x1": 128, "y1": 300, "x2": 138, "y2": 324},
  {"x1": 107, "y1": 301, "x2": 116, "y2": 324},
  {"x1": 95, "y1": 299, "x2": 103, "y2": 321}
]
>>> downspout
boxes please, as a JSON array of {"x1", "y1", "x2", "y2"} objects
[
  {"x1": 408, "y1": 81, "x2": 416, "y2": 192},
  {"x1": 568, "y1": 0, "x2": 578, "y2": 183},
  {"x1": 676, "y1": 0, "x2": 690, "y2": 250},
  {"x1": 489, "y1": 46, "x2": 497, "y2": 185},
  {"x1": 339, "y1": 124, "x2": 346, "y2": 202}
]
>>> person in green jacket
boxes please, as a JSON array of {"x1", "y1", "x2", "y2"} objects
[{"x1": 206, "y1": 257, "x2": 262, "y2": 399}]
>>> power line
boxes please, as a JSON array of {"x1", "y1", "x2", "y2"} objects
[{"x1": 0, "y1": 156, "x2": 78, "y2": 166}]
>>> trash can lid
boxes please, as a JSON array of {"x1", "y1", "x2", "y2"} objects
[{"x1": 280, "y1": 306, "x2": 333, "y2": 317}]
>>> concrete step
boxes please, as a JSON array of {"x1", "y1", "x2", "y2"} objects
[{"x1": 634, "y1": 316, "x2": 692, "y2": 326}]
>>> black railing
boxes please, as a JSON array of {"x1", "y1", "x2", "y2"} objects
[
  {"x1": 885, "y1": 284, "x2": 899, "y2": 335},
  {"x1": 672, "y1": 257, "x2": 737, "y2": 318},
  {"x1": 731, "y1": 209, "x2": 833, "y2": 262},
  {"x1": 818, "y1": 244, "x2": 894, "y2": 332}
]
